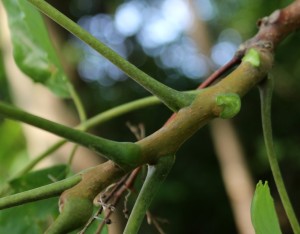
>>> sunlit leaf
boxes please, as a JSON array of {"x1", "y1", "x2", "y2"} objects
[
  {"x1": 2, "y1": 0, "x2": 70, "y2": 97},
  {"x1": 251, "y1": 180, "x2": 282, "y2": 234}
]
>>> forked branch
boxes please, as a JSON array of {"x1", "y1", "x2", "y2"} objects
[{"x1": 1, "y1": 1, "x2": 300, "y2": 233}]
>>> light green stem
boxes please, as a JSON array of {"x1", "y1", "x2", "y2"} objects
[
  {"x1": 0, "y1": 174, "x2": 81, "y2": 209},
  {"x1": 259, "y1": 76, "x2": 300, "y2": 234},
  {"x1": 67, "y1": 83, "x2": 86, "y2": 122},
  {"x1": 67, "y1": 83, "x2": 87, "y2": 167},
  {"x1": 67, "y1": 144, "x2": 79, "y2": 166},
  {"x1": 10, "y1": 91, "x2": 200, "y2": 177},
  {"x1": 11, "y1": 140, "x2": 67, "y2": 179},
  {"x1": 80, "y1": 90, "x2": 200, "y2": 131},
  {"x1": 0, "y1": 101, "x2": 141, "y2": 167},
  {"x1": 79, "y1": 95, "x2": 161, "y2": 131},
  {"x1": 123, "y1": 155, "x2": 175, "y2": 234},
  {"x1": 10, "y1": 95, "x2": 163, "y2": 178},
  {"x1": 26, "y1": 0, "x2": 195, "y2": 111}
]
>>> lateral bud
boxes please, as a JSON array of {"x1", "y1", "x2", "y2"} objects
[{"x1": 214, "y1": 93, "x2": 241, "y2": 119}]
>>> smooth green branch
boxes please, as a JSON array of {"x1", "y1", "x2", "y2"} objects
[
  {"x1": 138, "y1": 46, "x2": 273, "y2": 162},
  {"x1": 9, "y1": 95, "x2": 163, "y2": 178},
  {"x1": 67, "y1": 83, "x2": 87, "y2": 169},
  {"x1": 259, "y1": 76, "x2": 300, "y2": 233},
  {"x1": 26, "y1": 0, "x2": 195, "y2": 112},
  {"x1": 80, "y1": 90, "x2": 200, "y2": 131},
  {"x1": 0, "y1": 101, "x2": 141, "y2": 168},
  {"x1": 123, "y1": 155, "x2": 175, "y2": 234},
  {"x1": 45, "y1": 196, "x2": 93, "y2": 234},
  {"x1": 4, "y1": 91, "x2": 201, "y2": 179},
  {"x1": 0, "y1": 174, "x2": 81, "y2": 210},
  {"x1": 79, "y1": 95, "x2": 163, "y2": 131}
]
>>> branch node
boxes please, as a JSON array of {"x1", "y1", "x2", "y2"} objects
[{"x1": 269, "y1": 10, "x2": 281, "y2": 24}]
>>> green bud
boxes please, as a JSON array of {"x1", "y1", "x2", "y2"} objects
[
  {"x1": 215, "y1": 93, "x2": 241, "y2": 119},
  {"x1": 242, "y1": 48, "x2": 260, "y2": 67}
]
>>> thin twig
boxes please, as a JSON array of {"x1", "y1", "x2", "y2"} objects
[
  {"x1": 198, "y1": 54, "x2": 242, "y2": 89},
  {"x1": 85, "y1": 124, "x2": 146, "y2": 233},
  {"x1": 78, "y1": 174, "x2": 130, "y2": 233},
  {"x1": 146, "y1": 211, "x2": 168, "y2": 234},
  {"x1": 95, "y1": 167, "x2": 142, "y2": 233}
]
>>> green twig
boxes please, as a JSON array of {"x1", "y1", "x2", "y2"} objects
[
  {"x1": 0, "y1": 101, "x2": 141, "y2": 167},
  {"x1": 8, "y1": 91, "x2": 200, "y2": 178},
  {"x1": 67, "y1": 83, "x2": 86, "y2": 122},
  {"x1": 67, "y1": 83, "x2": 87, "y2": 168},
  {"x1": 9, "y1": 95, "x2": 163, "y2": 179},
  {"x1": 67, "y1": 144, "x2": 79, "y2": 168},
  {"x1": 259, "y1": 76, "x2": 300, "y2": 234},
  {"x1": 123, "y1": 155, "x2": 175, "y2": 234},
  {"x1": 27, "y1": 0, "x2": 196, "y2": 112},
  {"x1": 11, "y1": 140, "x2": 67, "y2": 179},
  {"x1": 0, "y1": 174, "x2": 81, "y2": 209},
  {"x1": 78, "y1": 95, "x2": 162, "y2": 131}
]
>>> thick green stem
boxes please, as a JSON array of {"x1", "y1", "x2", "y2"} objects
[
  {"x1": 8, "y1": 95, "x2": 164, "y2": 179},
  {"x1": 123, "y1": 155, "x2": 175, "y2": 234},
  {"x1": 259, "y1": 76, "x2": 300, "y2": 234},
  {"x1": 26, "y1": 0, "x2": 195, "y2": 111},
  {"x1": 46, "y1": 160, "x2": 125, "y2": 233},
  {"x1": 0, "y1": 174, "x2": 81, "y2": 209},
  {"x1": 45, "y1": 196, "x2": 93, "y2": 234},
  {"x1": 5, "y1": 91, "x2": 201, "y2": 178},
  {"x1": 0, "y1": 101, "x2": 141, "y2": 167}
]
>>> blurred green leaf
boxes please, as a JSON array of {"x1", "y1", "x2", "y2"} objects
[
  {"x1": 0, "y1": 165, "x2": 69, "y2": 233},
  {"x1": 0, "y1": 120, "x2": 27, "y2": 186},
  {"x1": 0, "y1": 197, "x2": 59, "y2": 234},
  {"x1": 2, "y1": 0, "x2": 71, "y2": 98},
  {"x1": 251, "y1": 180, "x2": 282, "y2": 234}
]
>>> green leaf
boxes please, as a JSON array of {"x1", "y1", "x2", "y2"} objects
[
  {"x1": 0, "y1": 197, "x2": 59, "y2": 234},
  {"x1": 251, "y1": 180, "x2": 282, "y2": 234},
  {"x1": 2, "y1": 0, "x2": 70, "y2": 97},
  {"x1": 0, "y1": 120, "x2": 27, "y2": 186},
  {"x1": 0, "y1": 165, "x2": 69, "y2": 233}
]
